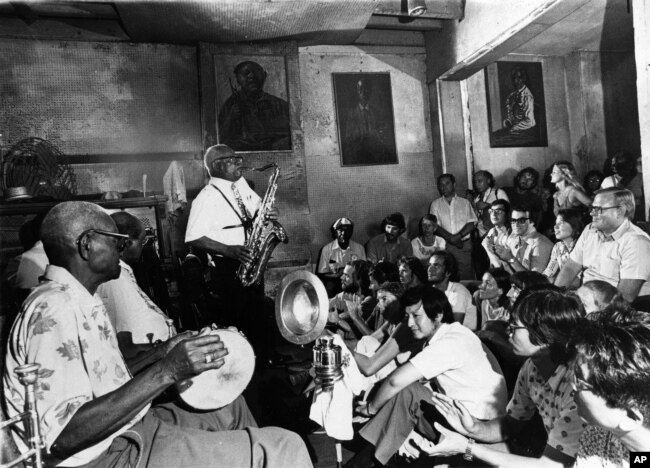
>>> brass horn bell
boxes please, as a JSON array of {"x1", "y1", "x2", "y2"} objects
[{"x1": 274, "y1": 271, "x2": 329, "y2": 345}]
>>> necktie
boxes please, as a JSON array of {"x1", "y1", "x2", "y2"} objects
[{"x1": 232, "y1": 183, "x2": 253, "y2": 235}]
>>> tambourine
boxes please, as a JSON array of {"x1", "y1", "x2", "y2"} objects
[{"x1": 177, "y1": 329, "x2": 255, "y2": 410}]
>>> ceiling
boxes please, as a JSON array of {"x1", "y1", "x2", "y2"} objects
[
  {"x1": 0, "y1": 1, "x2": 461, "y2": 45},
  {"x1": 513, "y1": 0, "x2": 634, "y2": 56}
]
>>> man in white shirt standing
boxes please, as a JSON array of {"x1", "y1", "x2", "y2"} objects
[
  {"x1": 429, "y1": 174, "x2": 478, "y2": 280},
  {"x1": 556, "y1": 188, "x2": 650, "y2": 309},
  {"x1": 426, "y1": 250, "x2": 476, "y2": 330},
  {"x1": 185, "y1": 144, "x2": 279, "y2": 356}
]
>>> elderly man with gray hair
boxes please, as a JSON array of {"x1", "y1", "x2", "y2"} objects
[
  {"x1": 3, "y1": 201, "x2": 311, "y2": 467},
  {"x1": 555, "y1": 187, "x2": 650, "y2": 309}
]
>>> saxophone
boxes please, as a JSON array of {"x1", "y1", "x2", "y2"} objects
[{"x1": 237, "y1": 164, "x2": 288, "y2": 287}]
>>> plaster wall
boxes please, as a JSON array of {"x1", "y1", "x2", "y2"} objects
[
  {"x1": 299, "y1": 45, "x2": 434, "y2": 261},
  {"x1": 466, "y1": 54, "x2": 571, "y2": 187}
]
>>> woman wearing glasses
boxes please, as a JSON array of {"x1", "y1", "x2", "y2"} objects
[{"x1": 404, "y1": 286, "x2": 586, "y2": 468}]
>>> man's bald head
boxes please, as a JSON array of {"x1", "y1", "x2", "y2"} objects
[
  {"x1": 41, "y1": 201, "x2": 116, "y2": 265},
  {"x1": 203, "y1": 144, "x2": 236, "y2": 175}
]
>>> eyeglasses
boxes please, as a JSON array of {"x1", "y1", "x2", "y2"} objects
[
  {"x1": 76, "y1": 229, "x2": 132, "y2": 257},
  {"x1": 488, "y1": 208, "x2": 505, "y2": 215},
  {"x1": 214, "y1": 156, "x2": 244, "y2": 165},
  {"x1": 510, "y1": 217, "x2": 529, "y2": 225},
  {"x1": 571, "y1": 374, "x2": 593, "y2": 392},
  {"x1": 590, "y1": 205, "x2": 621, "y2": 215},
  {"x1": 506, "y1": 323, "x2": 527, "y2": 334}
]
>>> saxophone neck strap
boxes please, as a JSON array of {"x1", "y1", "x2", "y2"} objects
[{"x1": 209, "y1": 184, "x2": 253, "y2": 239}]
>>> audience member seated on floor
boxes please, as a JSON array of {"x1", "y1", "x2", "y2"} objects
[
  {"x1": 3, "y1": 201, "x2": 312, "y2": 468},
  {"x1": 470, "y1": 170, "x2": 510, "y2": 240},
  {"x1": 574, "y1": 280, "x2": 622, "y2": 315},
  {"x1": 347, "y1": 286, "x2": 507, "y2": 468},
  {"x1": 95, "y1": 212, "x2": 178, "y2": 373},
  {"x1": 570, "y1": 308, "x2": 650, "y2": 467},
  {"x1": 482, "y1": 199, "x2": 512, "y2": 269},
  {"x1": 429, "y1": 173, "x2": 478, "y2": 280},
  {"x1": 397, "y1": 256, "x2": 427, "y2": 290},
  {"x1": 427, "y1": 250, "x2": 475, "y2": 329},
  {"x1": 601, "y1": 151, "x2": 645, "y2": 222},
  {"x1": 328, "y1": 259, "x2": 371, "y2": 342},
  {"x1": 473, "y1": 267, "x2": 511, "y2": 330},
  {"x1": 504, "y1": 167, "x2": 544, "y2": 227},
  {"x1": 353, "y1": 282, "x2": 423, "y2": 382},
  {"x1": 542, "y1": 208, "x2": 584, "y2": 283},
  {"x1": 556, "y1": 187, "x2": 650, "y2": 308},
  {"x1": 493, "y1": 204, "x2": 553, "y2": 275},
  {"x1": 317, "y1": 217, "x2": 366, "y2": 295},
  {"x1": 411, "y1": 214, "x2": 446, "y2": 263},
  {"x1": 550, "y1": 161, "x2": 592, "y2": 216},
  {"x1": 366, "y1": 212, "x2": 413, "y2": 264},
  {"x1": 363, "y1": 261, "x2": 400, "y2": 324},
  {"x1": 505, "y1": 270, "x2": 549, "y2": 308},
  {"x1": 407, "y1": 286, "x2": 586, "y2": 467}
]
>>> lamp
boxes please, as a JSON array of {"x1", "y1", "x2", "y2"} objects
[{"x1": 407, "y1": 0, "x2": 427, "y2": 16}]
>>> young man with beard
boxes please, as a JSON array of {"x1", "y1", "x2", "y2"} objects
[
  {"x1": 328, "y1": 260, "x2": 371, "y2": 340},
  {"x1": 493, "y1": 204, "x2": 553, "y2": 275},
  {"x1": 426, "y1": 251, "x2": 474, "y2": 328},
  {"x1": 429, "y1": 173, "x2": 478, "y2": 280},
  {"x1": 366, "y1": 212, "x2": 412, "y2": 264}
]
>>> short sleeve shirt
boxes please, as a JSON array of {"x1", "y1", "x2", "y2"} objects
[
  {"x1": 429, "y1": 195, "x2": 478, "y2": 239},
  {"x1": 185, "y1": 177, "x2": 261, "y2": 246},
  {"x1": 97, "y1": 261, "x2": 175, "y2": 344},
  {"x1": 507, "y1": 359, "x2": 586, "y2": 458},
  {"x1": 317, "y1": 240, "x2": 366, "y2": 274},
  {"x1": 3, "y1": 265, "x2": 149, "y2": 466},
  {"x1": 409, "y1": 323, "x2": 507, "y2": 420},
  {"x1": 411, "y1": 236, "x2": 446, "y2": 262},
  {"x1": 569, "y1": 220, "x2": 650, "y2": 296}
]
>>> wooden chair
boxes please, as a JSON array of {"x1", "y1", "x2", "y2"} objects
[{"x1": 1, "y1": 364, "x2": 44, "y2": 468}]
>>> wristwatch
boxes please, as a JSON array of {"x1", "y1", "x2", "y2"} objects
[
  {"x1": 463, "y1": 437, "x2": 475, "y2": 461},
  {"x1": 508, "y1": 257, "x2": 516, "y2": 264}
]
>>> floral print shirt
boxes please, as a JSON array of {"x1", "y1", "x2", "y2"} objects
[
  {"x1": 574, "y1": 426, "x2": 630, "y2": 468},
  {"x1": 3, "y1": 265, "x2": 149, "y2": 466},
  {"x1": 507, "y1": 359, "x2": 586, "y2": 458}
]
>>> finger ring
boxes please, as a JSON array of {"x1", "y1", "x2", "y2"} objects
[{"x1": 205, "y1": 353, "x2": 213, "y2": 364}]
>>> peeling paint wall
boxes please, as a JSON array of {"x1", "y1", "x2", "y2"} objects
[{"x1": 299, "y1": 45, "x2": 434, "y2": 261}]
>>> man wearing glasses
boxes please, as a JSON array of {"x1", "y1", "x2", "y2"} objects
[
  {"x1": 185, "y1": 144, "x2": 278, "y2": 334},
  {"x1": 492, "y1": 204, "x2": 552, "y2": 274},
  {"x1": 555, "y1": 187, "x2": 650, "y2": 307},
  {"x1": 481, "y1": 199, "x2": 512, "y2": 269}
]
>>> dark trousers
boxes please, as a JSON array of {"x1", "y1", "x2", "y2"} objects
[{"x1": 209, "y1": 257, "x2": 275, "y2": 360}]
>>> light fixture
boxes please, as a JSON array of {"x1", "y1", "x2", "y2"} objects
[{"x1": 407, "y1": 0, "x2": 427, "y2": 17}]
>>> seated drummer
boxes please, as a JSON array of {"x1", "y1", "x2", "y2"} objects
[
  {"x1": 96, "y1": 212, "x2": 180, "y2": 372},
  {"x1": 3, "y1": 201, "x2": 312, "y2": 467}
]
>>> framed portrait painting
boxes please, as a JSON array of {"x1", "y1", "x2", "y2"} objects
[
  {"x1": 214, "y1": 55, "x2": 292, "y2": 152},
  {"x1": 485, "y1": 61, "x2": 548, "y2": 148},
  {"x1": 333, "y1": 73, "x2": 398, "y2": 166}
]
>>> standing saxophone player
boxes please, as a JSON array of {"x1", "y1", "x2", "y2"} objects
[{"x1": 185, "y1": 144, "x2": 279, "y2": 358}]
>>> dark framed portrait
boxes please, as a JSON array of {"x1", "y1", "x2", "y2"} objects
[
  {"x1": 214, "y1": 55, "x2": 292, "y2": 152},
  {"x1": 485, "y1": 61, "x2": 548, "y2": 148},
  {"x1": 333, "y1": 73, "x2": 398, "y2": 166}
]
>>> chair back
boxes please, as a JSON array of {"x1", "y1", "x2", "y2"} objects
[{"x1": 0, "y1": 363, "x2": 44, "y2": 468}]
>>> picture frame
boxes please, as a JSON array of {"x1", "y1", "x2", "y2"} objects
[
  {"x1": 332, "y1": 73, "x2": 398, "y2": 166},
  {"x1": 485, "y1": 61, "x2": 548, "y2": 148},
  {"x1": 214, "y1": 55, "x2": 292, "y2": 152}
]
